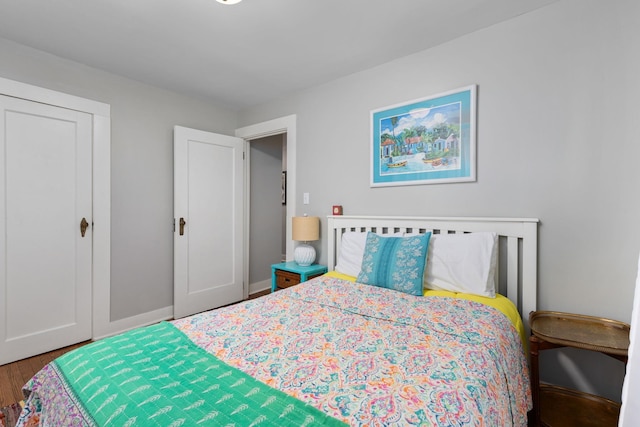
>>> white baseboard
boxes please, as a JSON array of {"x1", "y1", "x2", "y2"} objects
[
  {"x1": 249, "y1": 278, "x2": 271, "y2": 295},
  {"x1": 93, "y1": 305, "x2": 174, "y2": 341},
  {"x1": 94, "y1": 281, "x2": 272, "y2": 342}
]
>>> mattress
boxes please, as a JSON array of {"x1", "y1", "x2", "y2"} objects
[{"x1": 17, "y1": 275, "x2": 531, "y2": 426}]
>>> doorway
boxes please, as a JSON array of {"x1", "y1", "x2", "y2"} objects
[
  {"x1": 235, "y1": 114, "x2": 297, "y2": 299},
  {"x1": 248, "y1": 133, "x2": 287, "y2": 294}
]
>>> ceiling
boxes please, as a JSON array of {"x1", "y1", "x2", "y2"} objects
[{"x1": 0, "y1": 0, "x2": 557, "y2": 110}]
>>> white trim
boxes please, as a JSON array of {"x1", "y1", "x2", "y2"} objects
[
  {"x1": 0, "y1": 76, "x2": 110, "y2": 117},
  {"x1": 92, "y1": 306, "x2": 173, "y2": 341},
  {"x1": 91, "y1": 115, "x2": 112, "y2": 338},
  {"x1": 0, "y1": 76, "x2": 112, "y2": 340},
  {"x1": 619, "y1": 253, "x2": 640, "y2": 427},
  {"x1": 235, "y1": 115, "x2": 297, "y2": 299},
  {"x1": 249, "y1": 278, "x2": 271, "y2": 296}
]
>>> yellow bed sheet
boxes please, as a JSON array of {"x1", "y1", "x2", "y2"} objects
[{"x1": 324, "y1": 270, "x2": 526, "y2": 346}]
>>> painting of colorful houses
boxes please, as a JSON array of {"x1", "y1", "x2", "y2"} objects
[{"x1": 371, "y1": 85, "x2": 476, "y2": 187}]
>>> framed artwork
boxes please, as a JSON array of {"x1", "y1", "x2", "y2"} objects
[
  {"x1": 370, "y1": 85, "x2": 476, "y2": 187},
  {"x1": 281, "y1": 171, "x2": 287, "y2": 205}
]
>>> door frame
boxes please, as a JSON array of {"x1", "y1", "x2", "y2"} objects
[
  {"x1": 235, "y1": 115, "x2": 296, "y2": 299},
  {"x1": 0, "y1": 77, "x2": 111, "y2": 339}
]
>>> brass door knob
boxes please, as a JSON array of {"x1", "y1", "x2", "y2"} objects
[{"x1": 80, "y1": 218, "x2": 89, "y2": 237}]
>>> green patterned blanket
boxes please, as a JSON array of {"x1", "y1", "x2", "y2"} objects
[{"x1": 54, "y1": 321, "x2": 346, "y2": 426}]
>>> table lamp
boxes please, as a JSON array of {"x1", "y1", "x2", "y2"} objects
[{"x1": 292, "y1": 216, "x2": 319, "y2": 266}]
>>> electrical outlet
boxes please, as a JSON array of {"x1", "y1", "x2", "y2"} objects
[{"x1": 303, "y1": 192, "x2": 310, "y2": 204}]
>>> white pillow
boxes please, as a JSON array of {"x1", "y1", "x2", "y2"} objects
[
  {"x1": 334, "y1": 231, "x2": 402, "y2": 277},
  {"x1": 424, "y1": 232, "x2": 498, "y2": 297}
]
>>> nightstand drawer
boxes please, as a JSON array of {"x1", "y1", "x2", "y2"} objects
[
  {"x1": 275, "y1": 270, "x2": 301, "y2": 289},
  {"x1": 274, "y1": 269, "x2": 324, "y2": 289},
  {"x1": 271, "y1": 262, "x2": 328, "y2": 293}
]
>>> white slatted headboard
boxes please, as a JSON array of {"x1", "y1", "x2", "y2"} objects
[{"x1": 326, "y1": 215, "x2": 539, "y2": 333}]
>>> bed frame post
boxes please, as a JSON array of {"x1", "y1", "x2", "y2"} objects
[
  {"x1": 327, "y1": 216, "x2": 337, "y2": 271},
  {"x1": 521, "y1": 221, "x2": 538, "y2": 337}
]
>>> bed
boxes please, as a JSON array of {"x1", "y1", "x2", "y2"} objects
[{"x1": 16, "y1": 215, "x2": 538, "y2": 426}]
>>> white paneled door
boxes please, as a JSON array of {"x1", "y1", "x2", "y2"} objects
[
  {"x1": 0, "y1": 95, "x2": 92, "y2": 365},
  {"x1": 173, "y1": 126, "x2": 244, "y2": 319}
]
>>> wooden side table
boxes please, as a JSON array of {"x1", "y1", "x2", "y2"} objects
[
  {"x1": 529, "y1": 311, "x2": 630, "y2": 427},
  {"x1": 271, "y1": 262, "x2": 328, "y2": 292}
]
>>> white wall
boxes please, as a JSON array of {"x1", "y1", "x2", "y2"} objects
[
  {"x1": 0, "y1": 38, "x2": 238, "y2": 324},
  {"x1": 239, "y1": 0, "x2": 640, "y2": 401}
]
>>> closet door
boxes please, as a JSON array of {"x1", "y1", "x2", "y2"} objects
[{"x1": 0, "y1": 95, "x2": 92, "y2": 365}]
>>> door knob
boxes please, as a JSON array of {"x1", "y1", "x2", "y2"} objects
[
  {"x1": 179, "y1": 217, "x2": 186, "y2": 236},
  {"x1": 80, "y1": 218, "x2": 89, "y2": 237}
]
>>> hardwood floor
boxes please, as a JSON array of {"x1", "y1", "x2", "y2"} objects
[
  {"x1": 0, "y1": 340, "x2": 89, "y2": 407},
  {"x1": 0, "y1": 289, "x2": 271, "y2": 407}
]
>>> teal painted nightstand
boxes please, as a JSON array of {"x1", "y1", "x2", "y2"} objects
[{"x1": 271, "y1": 262, "x2": 328, "y2": 292}]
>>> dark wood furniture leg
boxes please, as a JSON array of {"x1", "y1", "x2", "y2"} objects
[{"x1": 530, "y1": 335, "x2": 541, "y2": 427}]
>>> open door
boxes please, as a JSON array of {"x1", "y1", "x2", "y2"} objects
[{"x1": 174, "y1": 126, "x2": 244, "y2": 319}]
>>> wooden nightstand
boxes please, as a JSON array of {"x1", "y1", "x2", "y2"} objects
[
  {"x1": 271, "y1": 262, "x2": 328, "y2": 292},
  {"x1": 529, "y1": 311, "x2": 630, "y2": 427}
]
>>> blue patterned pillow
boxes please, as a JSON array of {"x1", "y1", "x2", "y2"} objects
[{"x1": 356, "y1": 232, "x2": 431, "y2": 296}]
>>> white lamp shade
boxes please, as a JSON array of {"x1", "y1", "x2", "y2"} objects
[{"x1": 294, "y1": 243, "x2": 316, "y2": 266}]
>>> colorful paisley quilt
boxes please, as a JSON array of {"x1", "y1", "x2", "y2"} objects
[{"x1": 18, "y1": 276, "x2": 531, "y2": 426}]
